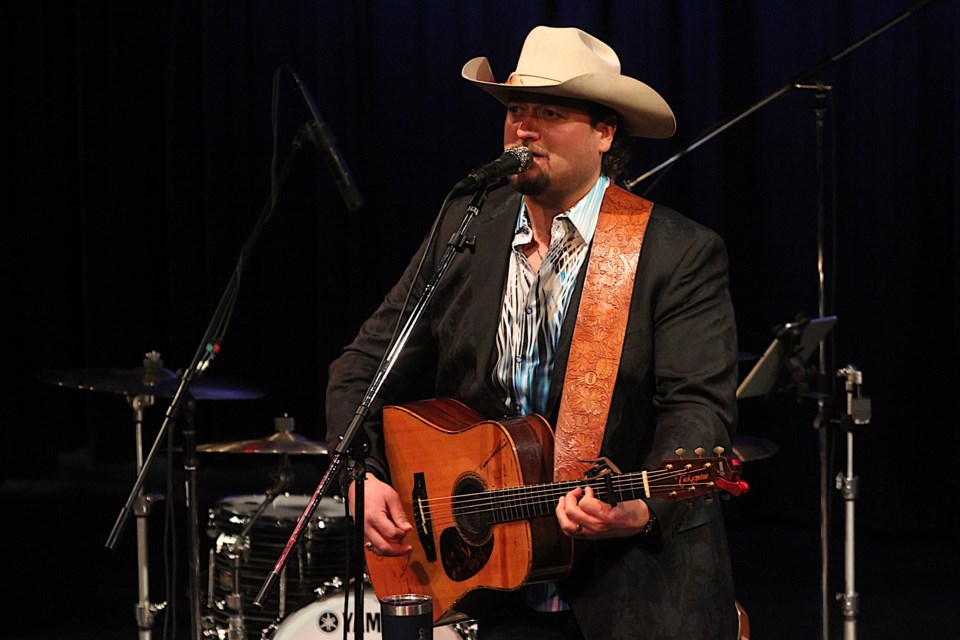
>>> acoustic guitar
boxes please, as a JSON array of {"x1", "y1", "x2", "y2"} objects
[{"x1": 363, "y1": 398, "x2": 748, "y2": 625}]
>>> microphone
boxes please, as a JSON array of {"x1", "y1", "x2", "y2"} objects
[
  {"x1": 289, "y1": 68, "x2": 364, "y2": 211},
  {"x1": 452, "y1": 147, "x2": 534, "y2": 193}
]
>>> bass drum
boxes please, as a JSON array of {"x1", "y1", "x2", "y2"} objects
[{"x1": 266, "y1": 584, "x2": 476, "y2": 640}]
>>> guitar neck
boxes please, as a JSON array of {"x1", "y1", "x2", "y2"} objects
[
  {"x1": 474, "y1": 457, "x2": 740, "y2": 525},
  {"x1": 481, "y1": 473, "x2": 646, "y2": 524}
]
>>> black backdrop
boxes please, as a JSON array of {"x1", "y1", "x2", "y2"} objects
[{"x1": 4, "y1": 0, "x2": 958, "y2": 637}]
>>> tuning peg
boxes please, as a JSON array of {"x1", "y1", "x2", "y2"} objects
[
  {"x1": 694, "y1": 447, "x2": 705, "y2": 458},
  {"x1": 714, "y1": 446, "x2": 725, "y2": 456},
  {"x1": 675, "y1": 448, "x2": 686, "y2": 458}
]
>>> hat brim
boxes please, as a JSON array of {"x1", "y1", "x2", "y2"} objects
[{"x1": 462, "y1": 56, "x2": 676, "y2": 139}]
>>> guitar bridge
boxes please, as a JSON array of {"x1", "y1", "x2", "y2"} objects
[{"x1": 412, "y1": 472, "x2": 437, "y2": 562}]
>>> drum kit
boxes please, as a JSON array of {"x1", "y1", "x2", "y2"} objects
[
  {"x1": 39, "y1": 351, "x2": 776, "y2": 640},
  {"x1": 38, "y1": 352, "x2": 480, "y2": 640}
]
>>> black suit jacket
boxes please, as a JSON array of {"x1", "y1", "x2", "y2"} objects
[{"x1": 326, "y1": 184, "x2": 740, "y2": 640}]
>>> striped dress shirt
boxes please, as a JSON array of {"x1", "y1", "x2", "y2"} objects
[{"x1": 491, "y1": 175, "x2": 610, "y2": 611}]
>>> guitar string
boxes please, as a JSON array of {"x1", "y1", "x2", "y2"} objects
[
  {"x1": 417, "y1": 478, "x2": 724, "y2": 530},
  {"x1": 418, "y1": 467, "x2": 721, "y2": 510},
  {"x1": 407, "y1": 467, "x2": 732, "y2": 527},
  {"x1": 413, "y1": 465, "x2": 721, "y2": 509}
]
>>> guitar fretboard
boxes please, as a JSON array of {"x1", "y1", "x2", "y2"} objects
[{"x1": 452, "y1": 463, "x2": 725, "y2": 526}]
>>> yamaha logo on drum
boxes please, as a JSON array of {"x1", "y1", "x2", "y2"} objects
[{"x1": 314, "y1": 604, "x2": 381, "y2": 635}]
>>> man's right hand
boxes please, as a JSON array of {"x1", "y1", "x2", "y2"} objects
[{"x1": 347, "y1": 473, "x2": 414, "y2": 557}]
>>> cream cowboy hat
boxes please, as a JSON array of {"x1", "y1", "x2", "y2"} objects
[{"x1": 462, "y1": 26, "x2": 676, "y2": 139}]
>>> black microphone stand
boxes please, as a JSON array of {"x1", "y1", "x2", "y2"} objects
[
  {"x1": 625, "y1": 0, "x2": 937, "y2": 192},
  {"x1": 254, "y1": 187, "x2": 490, "y2": 638},
  {"x1": 624, "y1": 4, "x2": 935, "y2": 638},
  {"x1": 105, "y1": 125, "x2": 312, "y2": 640}
]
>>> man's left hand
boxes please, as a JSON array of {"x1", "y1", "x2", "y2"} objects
[{"x1": 556, "y1": 485, "x2": 651, "y2": 539}]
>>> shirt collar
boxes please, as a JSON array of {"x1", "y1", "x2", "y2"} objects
[{"x1": 514, "y1": 175, "x2": 610, "y2": 246}]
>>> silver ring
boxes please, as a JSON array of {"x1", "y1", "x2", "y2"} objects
[{"x1": 575, "y1": 523, "x2": 583, "y2": 535}]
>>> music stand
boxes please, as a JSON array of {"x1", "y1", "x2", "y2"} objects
[{"x1": 736, "y1": 315, "x2": 837, "y2": 400}]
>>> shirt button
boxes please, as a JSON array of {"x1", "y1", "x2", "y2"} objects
[
  {"x1": 515, "y1": 355, "x2": 523, "y2": 363},
  {"x1": 525, "y1": 306, "x2": 533, "y2": 314}
]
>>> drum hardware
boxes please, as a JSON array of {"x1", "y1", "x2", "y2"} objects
[{"x1": 39, "y1": 352, "x2": 175, "y2": 640}]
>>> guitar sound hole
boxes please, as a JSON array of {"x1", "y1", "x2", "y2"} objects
[{"x1": 452, "y1": 474, "x2": 492, "y2": 544}]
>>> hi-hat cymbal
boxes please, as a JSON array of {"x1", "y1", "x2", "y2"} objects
[
  {"x1": 38, "y1": 366, "x2": 267, "y2": 401},
  {"x1": 198, "y1": 416, "x2": 328, "y2": 455},
  {"x1": 731, "y1": 435, "x2": 780, "y2": 462}
]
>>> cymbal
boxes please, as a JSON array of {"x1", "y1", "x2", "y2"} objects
[
  {"x1": 198, "y1": 416, "x2": 328, "y2": 455},
  {"x1": 731, "y1": 435, "x2": 780, "y2": 462},
  {"x1": 38, "y1": 366, "x2": 267, "y2": 400},
  {"x1": 198, "y1": 432, "x2": 329, "y2": 455}
]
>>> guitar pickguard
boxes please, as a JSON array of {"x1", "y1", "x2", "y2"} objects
[{"x1": 439, "y1": 527, "x2": 493, "y2": 582}]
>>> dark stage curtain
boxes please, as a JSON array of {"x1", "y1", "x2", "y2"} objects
[{"x1": 4, "y1": 1, "x2": 958, "y2": 632}]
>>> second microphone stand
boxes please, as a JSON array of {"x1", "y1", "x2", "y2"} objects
[
  {"x1": 254, "y1": 188, "x2": 491, "y2": 638},
  {"x1": 105, "y1": 125, "x2": 313, "y2": 640},
  {"x1": 624, "y1": 5, "x2": 932, "y2": 636}
]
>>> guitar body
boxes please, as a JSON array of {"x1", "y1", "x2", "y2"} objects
[{"x1": 365, "y1": 398, "x2": 572, "y2": 624}]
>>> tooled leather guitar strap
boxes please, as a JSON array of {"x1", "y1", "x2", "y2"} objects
[{"x1": 553, "y1": 185, "x2": 652, "y2": 481}]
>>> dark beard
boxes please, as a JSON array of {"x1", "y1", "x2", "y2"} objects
[{"x1": 510, "y1": 171, "x2": 549, "y2": 196}]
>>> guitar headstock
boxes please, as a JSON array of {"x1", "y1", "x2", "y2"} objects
[{"x1": 649, "y1": 449, "x2": 749, "y2": 502}]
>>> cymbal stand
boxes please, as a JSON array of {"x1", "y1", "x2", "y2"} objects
[
  {"x1": 835, "y1": 365, "x2": 871, "y2": 640},
  {"x1": 127, "y1": 390, "x2": 167, "y2": 640}
]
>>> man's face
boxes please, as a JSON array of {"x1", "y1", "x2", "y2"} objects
[{"x1": 503, "y1": 93, "x2": 615, "y2": 204}]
